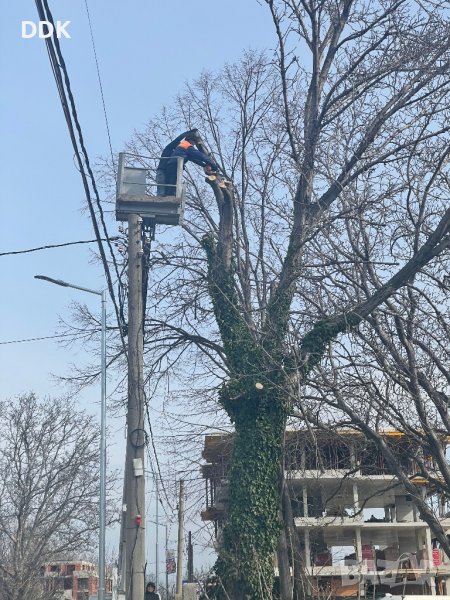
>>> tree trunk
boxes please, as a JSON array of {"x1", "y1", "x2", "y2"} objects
[
  {"x1": 216, "y1": 393, "x2": 286, "y2": 600},
  {"x1": 277, "y1": 520, "x2": 293, "y2": 600},
  {"x1": 282, "y1": 481, "x2": 307, "y2": 600},
  {"x1": 277, "y1": 459, "x2": 295, "y2": 600}
]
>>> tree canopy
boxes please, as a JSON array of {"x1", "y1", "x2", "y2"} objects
[{"x1": 81, "y1": 1, "x2": 450, "y2": 598}]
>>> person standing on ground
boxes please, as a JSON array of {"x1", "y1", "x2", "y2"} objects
[{"x1": 145, "y1": 581, "x2": 160, "y2": 600}]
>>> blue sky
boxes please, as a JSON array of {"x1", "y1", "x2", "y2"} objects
[
  {"x1": 1, "y1": 1, "x2": 274, "y2": 396},
  {"x1": 1, "y1": 0, "x2": 275, "y2": 576}
]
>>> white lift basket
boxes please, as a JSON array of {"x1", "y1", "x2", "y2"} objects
[{"x1": 115, "y1": 152, "x2": 185, "y2": 226}]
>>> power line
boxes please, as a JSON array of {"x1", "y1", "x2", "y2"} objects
[
  {"x1": 145, "y1": 396, "x2": 174, "y2": 513},
  {"x1": 83, "y1": 0, "x2": 115, "y2": 171},
  {"x1": 0, "y1": 237, "x2": 118, "y2": 257},
  {"x1": 34, "y1": 0, "x2": 127, "y2": 354},
  {"x1": 0, "y1": 333, "x2": 75, "y2": 346}
]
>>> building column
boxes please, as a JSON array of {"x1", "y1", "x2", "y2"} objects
[
  {"x1": 445, "y1": 577, "x2": 450, "y2": 595},
  {"x1": 304, "y1": 529, "x2": 312, "y2": 596},
  {"x1": 415, "y1": 529, "x2": 422, "y2": 564},
  {"x1": 355, "y1": 528, "x2": 363, "y2": 597},
  {"x1": 353, "y1": 483, "x2": 360, "y2": 516},
  {"x1": 355, "y1": 528, "x2": 362, "y2": 563},
  {"x1": 302, "y1": 485, "x2": 313, "y2": 595},
  {"x1": 425, "y1": 528, "x2": 436, "y2": 596},
  {"x1": 352, "y1": 481, "x2": 364, "y2": 595},
  {"x1": 305, "y1": 529, "x2": 311, "y2": 568}
]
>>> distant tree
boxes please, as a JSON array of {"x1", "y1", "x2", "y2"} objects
[{"x1": 0, "y1": 393, "x2": 109, "y2": 600}]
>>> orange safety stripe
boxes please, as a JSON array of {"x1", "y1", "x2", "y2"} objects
[{"x1": 178, "y1": 139, "x2": 193, "y2": 149}]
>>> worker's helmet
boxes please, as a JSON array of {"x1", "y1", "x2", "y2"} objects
[{"x1": 184, "y1": 131, "x2": 201, "y2": 144}]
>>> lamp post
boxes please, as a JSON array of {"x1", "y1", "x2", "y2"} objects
[{"x1": 35, "y1": 275, "x2": 107, "y2": 600}]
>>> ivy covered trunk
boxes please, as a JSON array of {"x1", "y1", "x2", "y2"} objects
[
  {"x1": 215, "y1": 387, "x2": 287, "y2": 600},
  {"x1": 201, "y1": 184, "x2": 294, "y2": 599}
]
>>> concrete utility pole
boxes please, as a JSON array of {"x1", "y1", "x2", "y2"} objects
[
  {"x1": 125, "y1": 214, "x2": 146, "y2": 600},
  {"x1": 155, "y1": 475, "x2": 159, "y2": 592},
  {"x1": 115, "y1": 152, "x2": 187, "y2": 600},
  {"x1": 165, "y1": 525, "x2": 169, "y2": 600},
  {"x1": 175, "y1": 480, "x2": 185, "y2": 600}
]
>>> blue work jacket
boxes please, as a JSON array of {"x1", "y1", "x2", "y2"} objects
[{"x1": 171, "y1": 141, "x2": 217, "y2": 169}]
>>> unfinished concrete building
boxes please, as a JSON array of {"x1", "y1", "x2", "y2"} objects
[{"x1": 201, "y1": 430, "x2": 450, "y2": 598}]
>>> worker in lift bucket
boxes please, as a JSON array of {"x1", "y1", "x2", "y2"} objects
[
  {"x1": 158, "y1": 131, "x2": 219, "y2": 196},
  {"x1": 156, "y1": 129, "x2": 197, "y2": 195}
]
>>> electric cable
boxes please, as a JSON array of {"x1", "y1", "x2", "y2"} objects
[
  {"x1": 34, "y1": 0, "x2": 127, "y2": 356},
  {"x1": 83, "y1": 0, "x2": 116, "y2": 172},
  {"x1": 0, "y1": 237, "x2": 118, "y2": 257},
  {"x1": 142, "y1": 225, "x2": 154, "y2": 324},
  {"x1": 0, "y1": 333, "x2": 76, "y2": 346},
  {"x1": 139, "y1": 224, "x2": 175, "y2": 515},
  {"x1": 144, "y1": 393, "x2": 174, "y2": 512}
]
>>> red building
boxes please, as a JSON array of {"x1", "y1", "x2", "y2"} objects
[{"x1": 43, "y1": 561, "x2": 112, "y2": 600}]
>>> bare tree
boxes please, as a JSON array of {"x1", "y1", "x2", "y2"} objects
[
  {"x1": 0, "y1": 393, "x2": 112, "y2": 600},
  {"x1": 299, "y1": 256, "x2": 450, "y2": 549},
  {"x1": 62, "y1": 1, "x2": 450, "y2": 598}
]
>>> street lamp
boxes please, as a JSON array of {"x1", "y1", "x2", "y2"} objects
[{"x1": 35, "y1": 275, "x2": 107, "y2": 600}]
